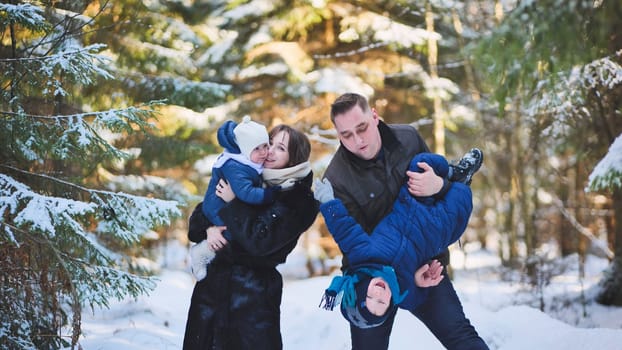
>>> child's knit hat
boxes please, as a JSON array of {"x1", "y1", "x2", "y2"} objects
[{"x1": 233, "y1": 115, "x2": 269, "y2": 159}]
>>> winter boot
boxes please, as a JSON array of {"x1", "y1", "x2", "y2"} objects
[
  {"x1": 449, "y1": 148, "x2": 483, "y2": 185},
  {"x1": 190, "y1": 239, "x2": 216, "y2": 281}
]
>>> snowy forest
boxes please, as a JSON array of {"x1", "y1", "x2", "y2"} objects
[{"x1": 1, "y1": 1, "x2": 621, "y2": 349}]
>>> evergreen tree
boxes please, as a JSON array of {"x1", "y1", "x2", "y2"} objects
[
  {"x1": 471, "y1": 0, "x2": 622, "y2": 298},
  {"x1": 78, "y1": 0, "x2": 231, "y2": 200},
  {"x1": 0, "y1": 2, "x2": 179, "y2": 348}
]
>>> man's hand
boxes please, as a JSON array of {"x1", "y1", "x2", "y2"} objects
[
  {"x1": 313, "y1": 178, "x2": 335, "y2": 203},
  {"x1": 406, "y1": 162, "x2": 443, "y2": 197},
  {"x1": 414, "y1": 259, "x2": 444, "y2": 288}
]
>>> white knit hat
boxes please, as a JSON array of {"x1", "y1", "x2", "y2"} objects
[{"x1": 233, "y1": 115, "x2": 269, "y2": 159}]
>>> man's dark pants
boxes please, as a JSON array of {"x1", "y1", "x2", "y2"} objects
[{"x1": 350, "y1": 275, "x2": 488, "y2": 350}]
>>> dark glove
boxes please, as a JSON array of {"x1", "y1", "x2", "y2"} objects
[{"x1": 313, "y1": 178, "x2": 334, "y2": 204}]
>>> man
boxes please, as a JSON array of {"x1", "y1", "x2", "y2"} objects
[{"x1": 323, "y1": 92, "x2": 488, "y2": 349}]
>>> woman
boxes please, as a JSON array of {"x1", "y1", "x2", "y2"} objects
[{"x1": 183, "y1": 124, "x2": 319, "y2": 350}]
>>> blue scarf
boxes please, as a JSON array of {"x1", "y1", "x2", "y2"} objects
[{"x1": 319, "y1": 265, "x2": 408, "y2": 311}]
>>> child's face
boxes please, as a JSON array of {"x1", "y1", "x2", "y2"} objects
[
  {"x1": 365, "y1": 276, "x2": 392, "y2": 316},
  {"x1": 249, "y1": 143, "x2": 269, "y2": 164},
  {"x1": 264, "y1": 131, "x2": 290, "y2": 169}
]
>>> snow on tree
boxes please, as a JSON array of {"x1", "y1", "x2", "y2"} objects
[
  {"x1": 0, "y1": 3, "x2": 180, "y2": 349},
  {"x1": 587, "y1": 134, "x2": 622, "y2": 192},
  {"x1": 587, "y1": 133, "x2": 622, "y2": 306}
]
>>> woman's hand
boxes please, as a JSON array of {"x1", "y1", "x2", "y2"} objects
[
  {"x1": 215, "y1": 179, "x2": 235, "y2": 202},
  {"x1": 206, "y1": 225, "x2": 228, "y2": 251},
  {"x1": 414, "y1": 259, "x2": 444, "y2": 288}
]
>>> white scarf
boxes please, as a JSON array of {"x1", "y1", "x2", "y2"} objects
[
  {"x1": 213, "y1": 151, "x2": 264, "y2": 174},
  {"x1": 262, "y1": 161, "x2": 311, "y2": 190}
]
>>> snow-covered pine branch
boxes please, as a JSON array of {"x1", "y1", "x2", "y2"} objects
[
  {"x1": 587, "y1": 134, "x2": 622, "y2": 192},
  {"x1": 0, "y1": 41, "x2": 112, "y2": 98},
  {"x1": 38, "y1": 44, "x2": 113, "y2": 96},
  {"x1": 1, "y1": 104, "x2": 159, "y2": 163},
  {"x1": 0, "y1": 173, "x2": 94, "y2": 240},
  {"x1": 92, "y1": 190, "x2": 180, "y2": 245},
  {"x1": 0, "y1": 3, "x2": 47, "y2": 31},
  {"x1": 76, "y1": 265, "x2": 158, "y2": 309},
  {"x1": 525, "y1": 52, "x2": 622, "y2": 138},
  {"x1": 105, "y1": 173, "x2": 197, "y2": 204},
  {"x1": 1, "y1": 5, "x2": 112, "y2": 104},
  {"x1": 527, "y1": 51, "x2": 622, "y2": 116},
  {"x1": 0, "y1": 167, "x2": 180, "y2": 245}
]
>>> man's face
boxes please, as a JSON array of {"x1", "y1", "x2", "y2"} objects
[{"x1": 333, "y1": 105, "x2": 381, "y2": 160}]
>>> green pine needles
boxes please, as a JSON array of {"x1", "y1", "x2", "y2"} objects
[{"x1": 1, "y1": 3, "x2": 180, "y2": 349}]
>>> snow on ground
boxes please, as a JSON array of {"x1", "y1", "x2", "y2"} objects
[{"x1": 73, "y1": 240, "x2": 622, "y2": 349}]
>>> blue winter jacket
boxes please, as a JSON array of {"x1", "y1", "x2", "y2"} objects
[
  {"x1": 202, "y1": 120, "x2": 278, "y2": 227},
  {"x1": 320, "y1": 153, "x2": 473, "y2": 311}
]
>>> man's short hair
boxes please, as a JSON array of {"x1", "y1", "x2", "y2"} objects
[{"x1": 330, "y1": 93, "x2": 370, "y2": 123}]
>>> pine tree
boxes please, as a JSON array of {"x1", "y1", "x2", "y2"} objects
[{"x1": 0, "y1": 3, "x2": 179, "y2": 349}]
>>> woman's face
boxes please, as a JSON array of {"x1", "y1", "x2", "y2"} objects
[{"x1": 264, "y1": 130, "x2": 290, "y2": 169}]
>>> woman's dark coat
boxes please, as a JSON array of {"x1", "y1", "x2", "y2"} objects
[{"x1": 183, "y1": 172, "x2": 318, "y2": 350}]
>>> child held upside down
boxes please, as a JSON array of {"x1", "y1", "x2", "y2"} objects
[{"x1": 315, "y1": 149, "x2": 483, "y2": 328}]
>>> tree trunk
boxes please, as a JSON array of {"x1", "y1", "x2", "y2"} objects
[
  {"x1": 559, "y1": 160, "x2": 576, "y2": 255},
  {"x1": 519, "y1": 163, "x2": 536, "y2": 274},
  {"x1": 507, "y1": 109, "x2": 521, "y2": 263},
  {"x1": 596, "y1": 189, "x2": 622, "y2": 306},
  {"x1": 526, "y1": 169, "x2": 537, "y2": 256},
  {"x1": 426, "y1": 2, "x2": 445, "y2": 155}
]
